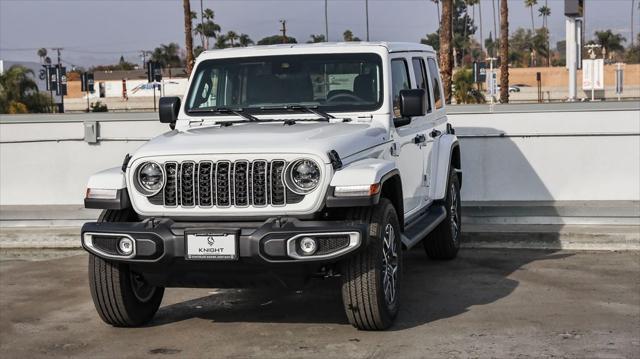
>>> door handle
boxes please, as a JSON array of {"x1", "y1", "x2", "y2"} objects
[
  {"x1": 430, "y1": 129, "x2": 442, "y2": 138},
  {"x1": 413, "y1": 134, "x2": 426, "y2": 144}
]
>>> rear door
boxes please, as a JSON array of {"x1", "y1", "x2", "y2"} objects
[
  {"x1": 410, "y1": 56, "x2": 436, "y2": 206},
  {"x1": 425, "y1": 56, "x2": 448, "y2": 201}
]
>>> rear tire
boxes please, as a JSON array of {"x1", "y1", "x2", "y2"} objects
[
  {"x1": 340, "y1": 198, "x2": 402, "y2": 330},
  {"x1": 424, "y1": 169, "x2": 461, "y2": 260},
  {"x1": 88, "y1": 209, "x2": 164, "y2": 327}
]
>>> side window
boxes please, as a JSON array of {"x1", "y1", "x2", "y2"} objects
[
  {"x1": 391, "y1": 59, "x2": 411, "y2": 118},
  {"x1": 427, "y1": 58, "x2": 443, "y2": 109},
  {"x1": 189, "y1": 68, "x2": 220, "y2": 109},
  {"x1": 411, "y1": 57, "x2": 432, "y2": 113}
]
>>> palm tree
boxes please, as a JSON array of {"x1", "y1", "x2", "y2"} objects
[
  {"x1": 524, "y1": 0, "x2": 537, "y2": 33},
  {"x1": 308, "y1": 34, "x2": 326, "y2": 43},
  {"x1": 343, "y1": 30, "x2": 361, "y2": 41},
  {"x1": 453, "y1": 67, "x2": 486, "y2": 104},
  {"x1": 194, "y1": 8, "x2": 221, "y2": 49},
  {"x1": 538, "y1": 2, "x2": 551, "y2": 66},
  {"x1": 538, "y1": 4, "x2": 550, "y2": 29},
  {"x1": 36, "y1": 48, "x2": 47, "y2": 64},
  {"x1": 183, "y1": 0, "x2": 194, "y2": 76},
  {"x1": 238, "y1": 34, "x2": 254, "y2": 47},
  {"x1": 464, "y1": 0, "x2": 479, "y2": 62},
  {"x1": 499, "y1": 0, "x2": 509, "y2": 103},
  {"x1": 593, "y1": 30, "x2": 626, "y2": 59},
  {"x1": 215, "y1": 34, "x2": 229, "y2": 49},
  {"x1": 151, "y1": 43, "x2": 183, "y2": 77},
  {"x1": 440, "y1": 0, "x2": 453, "y2": 103},
  {"x1": 0, "y1": 65, "x2": 41, "y2": 113},
  {"x1": 524, "y1": 0, "x2": 538, "y2": 66},
  {"x1": 226, "y1": 31, "x2": 239, "y2": 47}
]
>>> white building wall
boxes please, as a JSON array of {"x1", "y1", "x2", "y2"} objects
[{"x1": 0, "y1": 105, "x2": 638, "y2": 206}]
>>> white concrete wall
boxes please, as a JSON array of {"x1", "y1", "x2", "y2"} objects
[
  {"x1": 1, "y1": 105, "x2": 638, "y2": 206},
  {"x1": 451, "y1": 109, "x2": 640, "y2": 202}
]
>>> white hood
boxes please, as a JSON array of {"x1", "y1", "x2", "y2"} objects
[{"x1": 133, "y1": 121, "x2": 389, "y2": 163}]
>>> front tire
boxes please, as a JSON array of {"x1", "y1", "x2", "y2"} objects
[
  {"x1": 424, "y1": 169, "x2": 461, "y2": 260},
  {"x1": 341, "y1": 198, "x2": 402, "y2": 330},
  {"x1": 88, "y1": 209, "x2": 164, "y2": 327}
]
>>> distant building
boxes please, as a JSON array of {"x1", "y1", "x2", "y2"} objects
[{"x1": 68, "y1": 67, "x2": 188, "y2": 99}]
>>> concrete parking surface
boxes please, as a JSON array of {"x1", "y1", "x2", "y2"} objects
[{"x1": 0, "y1": 248, "x2": 638, "y2": 359}]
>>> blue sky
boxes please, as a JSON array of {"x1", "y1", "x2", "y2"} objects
[{"x1": 0, "y1": 0, "x2": 637, "y2": 67}]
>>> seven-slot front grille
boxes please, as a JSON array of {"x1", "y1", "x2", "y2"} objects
[{"x1": 154, "y1": 160, "x2": 298, "y2": 208}]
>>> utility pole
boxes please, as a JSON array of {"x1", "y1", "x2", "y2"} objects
[
  {"x1": 365, "y1": 0, "x2": 370, "y2": 41},
  {"x1": 632, "y1": 0, "x2": 635, "y2": 48},
  {"x1": 325, "y1": 0, "x2": 329, "y2": 41},
  {"x1": 140, "y1": 50, "x2": 149, "y2": 67},
  {"x1": 280, "y1": 19, "x2": 287, "y2": 43},
  {"x1": 200, "y1": 0, "x2": 205, "y2": 48},
  {"x1": 565, "y1": 1, "x2": 583, "y2": 102},
  {"x1": 52, "y1": 47, "x2": 64, "y2": 113},
  {"x1": 478, "y1": 0, "x2": 484, "y2": 56}
]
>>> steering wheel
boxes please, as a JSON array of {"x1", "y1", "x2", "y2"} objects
[{"x1": 327, "y1": 92, "x2": 364, "y2": 103}]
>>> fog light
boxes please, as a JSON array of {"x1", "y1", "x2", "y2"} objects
[
  {"x1": 118, "y1": 237, "x2": 134, "y2": 255},
  {"x1": 299, "y1": 237, "x2": 317, "y2": 255}
]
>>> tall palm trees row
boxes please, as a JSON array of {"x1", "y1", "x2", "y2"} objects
[{"x1": 438, "y1": 0, "x2": 509, "y2": 103}]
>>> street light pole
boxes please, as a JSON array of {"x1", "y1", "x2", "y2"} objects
[
  {"x1": 325, "y1": 0, "x2": 329, "y2": 41},
  {"x1": 365, "y1": 0, "x2": 370, "y2": 41}
]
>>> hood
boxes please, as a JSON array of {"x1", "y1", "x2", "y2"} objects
[{"x1": 133, "y1": 121, "x2": 389, "y2": 163}]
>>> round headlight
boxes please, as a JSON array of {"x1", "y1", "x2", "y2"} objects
[
  {"x1": 136, "y1": 162, "x2": 164, "y2": 195},
  {"x1": 285, "y1": 159, "x2": 321, "y2": 194}
]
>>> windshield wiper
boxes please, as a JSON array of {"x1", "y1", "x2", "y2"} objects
[
  {"x1": 257, "y1": 104, "x2": 335, "y2": 121},
  {"x1": 188, "y1": 107, "x2": 259, "y2": 122}
]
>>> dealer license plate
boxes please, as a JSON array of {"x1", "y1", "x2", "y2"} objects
[{"x1": 185, "y1": 233, "x2": 238, "y2": 260}]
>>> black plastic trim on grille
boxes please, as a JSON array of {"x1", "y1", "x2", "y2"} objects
[
  {"x1": 164, "y1": 162, "x2": 178, "y2": 207},
  {"x1": 180, "y1": 162, "x2": 196, "y2": 207},
  {"x1": 252, "y1": 160, "x2": 268, "y2": 207},
  {"x1": 270, "y1": 160, "x2": 286, "y2": 206},
  {"x1": 216, "y1": 161, "x2": 231, "y2": 207},
  {"x1": 233, "y1": 161, "x2": 250, "y2": 207},
  {"x1": 197, "y1": 161, "x2": 214, "y2": 207}
]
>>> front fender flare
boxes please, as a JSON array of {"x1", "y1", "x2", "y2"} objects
[
  {"x1": 326, "y1": 158, "x2": 400, "y2": 208},
  {"x1": 85, "y1": 167, "x2": 130, "y2": 210}
]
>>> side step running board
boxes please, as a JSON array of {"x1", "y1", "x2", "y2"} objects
[{"x1": 401, "y1": 205, "x2": 447, "y2": 249}]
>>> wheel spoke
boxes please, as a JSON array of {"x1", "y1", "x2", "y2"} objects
[{"x1": 381, "y1": 223, "x2": 399, "y2": 308}]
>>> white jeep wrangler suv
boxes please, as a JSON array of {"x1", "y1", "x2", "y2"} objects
[{"x1": 82, "y1": 42, "x2": 462, "y2": 331}]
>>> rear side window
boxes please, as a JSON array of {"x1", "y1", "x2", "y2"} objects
[
  {"x1": 427, "y1": 58, "x2": 443, "y2": 109},
  {"x1": 391, "y1": 59, "x2": 411, "y2": 117},
  {"x1": 412, "y1": 57, "x2": 432, "y2": 113}
]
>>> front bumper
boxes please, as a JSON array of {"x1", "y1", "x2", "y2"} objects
[{"x1": 81, "y1": 217, "x2": 367, "y2": 287}]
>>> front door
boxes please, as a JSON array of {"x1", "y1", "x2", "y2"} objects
[{"x1": 390, "y1": 57, "x2": 426, "y2": 215}]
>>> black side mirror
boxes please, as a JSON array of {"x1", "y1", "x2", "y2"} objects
[
  {"x1": 399, "y1": 89, "x2": 427, "y2": 118},
  {"x1": 159, "y1": 97, "x2": 181, "y2": 125}
]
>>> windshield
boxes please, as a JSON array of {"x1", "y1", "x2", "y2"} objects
[{"x1": 185, "y1": 53, "x2": 383, "y2": 115}]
